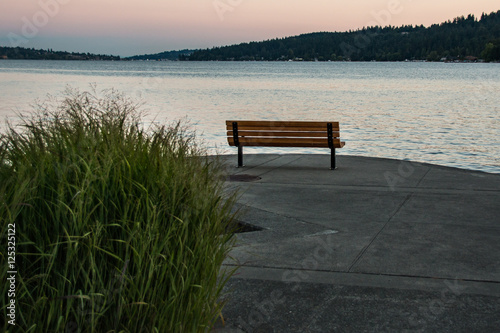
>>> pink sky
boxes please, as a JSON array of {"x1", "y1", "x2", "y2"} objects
[{"x1": 1, "y1": 0, "x2": 499, "y2": 56}]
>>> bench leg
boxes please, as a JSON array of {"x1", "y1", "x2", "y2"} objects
[
  {"x1": 238, "y1": 146, "x2": 243, "y2": 167},
  {"x1": 331, "y1": 148, "x2": 336, "y2": 170}
]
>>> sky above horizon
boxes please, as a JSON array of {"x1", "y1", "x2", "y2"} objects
[{"x1": 1, "y1": 0, "x2": 499, "y2": 57}]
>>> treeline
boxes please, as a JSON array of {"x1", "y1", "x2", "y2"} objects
[
  {"x1": 0, "y1": 46, "x2": 120, "y2": 61},
  {"x1": 187, "y1": 10, "x2": 500, "y2": 62},
  {"x1": 126, "y1": 49, "x2": 195, "y2": 61}
]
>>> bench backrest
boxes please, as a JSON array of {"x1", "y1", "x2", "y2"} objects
[{"x1": 226, "y1": 120, "x2": 344, "y2": 148}]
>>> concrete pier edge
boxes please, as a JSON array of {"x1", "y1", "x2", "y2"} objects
[{"x1": 213, "y1": 154, "x2": 500, "y2": 332}]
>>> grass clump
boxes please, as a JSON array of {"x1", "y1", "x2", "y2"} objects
[{"x1": 0, "y1": 87, "x2": 238, "y2": 332}]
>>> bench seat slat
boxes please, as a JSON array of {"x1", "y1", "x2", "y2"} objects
[
  {"x1": 226, "y1": 125, "x2": 339, "y2": 132},
  {"x1": 228, "y1": 137, "x2": 345, "y2": 148},
  {"x1": 226, "y1": 120, "x2": 339, "y2": 128},
  {"x1": 227, "y1": 130, "x2": 340, "y2": 138}
]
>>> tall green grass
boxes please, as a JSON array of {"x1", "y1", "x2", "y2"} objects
[{"x1": 0, "y1": 87, "x2": 238, "y2": 332}]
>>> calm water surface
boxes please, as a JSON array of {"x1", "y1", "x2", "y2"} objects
[{"x1": 0, "y1": 60, "x2": 499, "y2": 173}]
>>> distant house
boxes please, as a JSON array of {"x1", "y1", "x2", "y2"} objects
[
  {"x1": 464, "y1": 56, "x2": 478, "y2": 62},
  {"x1": 0, "y1": 55, "x2": 7, "y2": 59}
]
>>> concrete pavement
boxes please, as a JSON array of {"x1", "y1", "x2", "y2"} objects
[{"x1": 214, "y1": 154, "x2": 500, "y2": 332}]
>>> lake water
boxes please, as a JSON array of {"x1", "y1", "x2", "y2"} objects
[{"x1": 0, "y1": 60, "x2": 499, "y2": 173}]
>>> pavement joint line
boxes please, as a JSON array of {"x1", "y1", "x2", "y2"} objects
[
  {"x1": 237, "y1": 182, "x2": 500, "y2": 195},
  {"x1": 415, "y1": 165, "x2": 432, "y2": 187},
  {"x1": 237, "y1": 155, "x2": 282, "y2": 171},
  {"x1": 227, "y1": 264, "x2": 500, "y2": 285},
  {"x1": 346, "y1": 193, "x2": 414, "y2": 273},
  {"x1": 223, "y1": 264, "x2": 500, "y2": 289},
  {"x1": 251, "y1": 155, "x2": 304, "y2": 178},
  {"x1": 389, "y1": 220, "x2": 500, "y2": 229},
  {"x1": 237, "y1": 203, "x2": 327, "y2": 229},
  {"x1": 230, "y1": 154, "x2": 300, "y2": 176}
]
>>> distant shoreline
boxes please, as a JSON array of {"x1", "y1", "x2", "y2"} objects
[{"x1": 1, "y1": 58, "x2": 498, "y2": 64}]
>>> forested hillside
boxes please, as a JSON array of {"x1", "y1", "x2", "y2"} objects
[
  {"x1": 126, "y1": 49, "x2": 194, "y2": 61},
  {"x1": 187, "y1": 10, "x2": 500, "y2": 62},
  {"x1": 0, "y1": 46, "x2": 120, "y2": 60}
]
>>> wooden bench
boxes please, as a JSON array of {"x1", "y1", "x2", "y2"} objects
[{"x1": 226, "y1": 120, "x2": 345, "y2": 169}]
